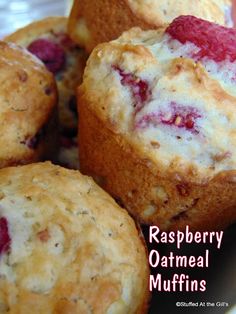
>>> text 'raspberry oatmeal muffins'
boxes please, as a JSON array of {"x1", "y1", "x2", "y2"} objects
[
  {"x1": 0, "y1": 162, "x2": 149, "y2": 314},
  {"x1": 68, "y1": 0, "x2": 232, "y2": 52},
  {"x1": 78, "y1": 16, "x2": 236, "y2": 231},
  {"x1": 5, "y1": 16, "x2": 88, "y2": 135},
  {"x1": 0, "y1": 41, "x2": 57, "y2": 169}
]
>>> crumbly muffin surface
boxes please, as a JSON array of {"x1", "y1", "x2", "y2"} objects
[
  {"x1": 0, "y1": 162, "x2": 149, "y2": 314},
  {"x1": 80, "y1": 17, "x2": 236, "y2": 183},
  {"x1": 68, "y1": 0, "x2": 232, "y2": 52},
  {"x1": 0, "y1": 41, "x2": 57, "y2": 168},
  {"x1": 127, "y1": 0, "x2": 232, "y2": 26},
  {"x1": 5, "y1": 17, "x2": 87, "y2": 134}
]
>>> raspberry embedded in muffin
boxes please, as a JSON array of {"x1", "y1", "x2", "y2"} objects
[
  {"x1": 0, "y1": 41, "x2": 57, "y2": 168},
  {"x1": 27, "y1": 32, "x2": 79, "y2": 77},
  {"x1": 135, "y1": 102, "x2": 202, "y2": 134},
  {"x1": 0, "y1": 217, "x2": 11, "y2": 255},
  {"x1": 113, "y1": 66, "x2": 151, "y2": 111},
  {"x1": 166, "y1": 15, "x2": 236, "y2": 63},
  {"x1": 68, "y1": 0, "x2": 232, "y2": 52},
  {"x1": 164, "y1": 15, "x2": 236, "y2": 93},
  {"x1": 78, "y1": 16, "x2": 236, "y2": 230},
  {"x1": 28, "y1": 38, "x2": 65, "y2": 74},
  {"x1": 4, "y1": 17, "x2": 88, "y2": 138}
]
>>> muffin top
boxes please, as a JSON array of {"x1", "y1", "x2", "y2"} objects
[
  {"x1": 127, "y1": 0, "x2": 232, "y2": 26},
  {"x1": 0, "y1": 162, "x2": 149, "y2": 314},
  {"x1": 79, "y1": 15, "x2": 236, "y2": 183},
  {"x1": 0, "y1": 41, "x2": 57, "y2": 167}
]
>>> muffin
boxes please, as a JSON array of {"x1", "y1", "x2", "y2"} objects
[
  {"x1": 0, "y1": 162, "x2": 149, "y2": 313},
  {"x1": 0, "y1": 41, "x2": 57, "y2": 169},
  {"x1": 5, "y1": 16, "x2": 87, "y2": 135},
  {"x1": 78, "y1": 16, "x2": 236, "y2": 231},
  {"x1": 68, "y1": 0, "x2": 232, "y2": 52}
]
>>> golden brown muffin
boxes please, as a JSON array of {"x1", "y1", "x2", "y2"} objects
[
  {"x1": 68, "y1": 0, "x2": 232, "y2": 52},
  {"x1": 0, "y1": 41, "x2": 57, "y2": 168},
  {"x1": 78, "y1": 16, "x2": 236, "y2": 231},
  {"x1": 5, "y1": 17, "x2": 87, "y2": 135},
  {"x1": 0, "y1": 162, "x2": 149, "y2": 314}
]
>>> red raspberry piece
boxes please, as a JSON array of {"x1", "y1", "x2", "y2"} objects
[
  {"x1": 0, "y1": 217, "x2": 11, "y2": 256},
  {"x1": 136, "y1": 102, "x2": 202, "y2": 134},
  {"x1": 113, "y1": 66, "x2": 151, "y2": 111},
  {"x1": 166, "y1": 15, "x2": 236, "y2": 62},
  {"x1": 28, "y1": 38, "x2": 65, "y2": 74},
  {"x1": 161, "y1": 111, "x2": 200, "y2": 132}
]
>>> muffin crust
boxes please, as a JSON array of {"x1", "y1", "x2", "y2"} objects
[
  {"x1": 0, "y1": 162, "x2": 149, "y2": 313},
  {"x1": 0, "y1": 41, "x2": 57, "y2": 168},
  {"x1": 78, "y1": 19, "x2": 236, "y2": 230}
]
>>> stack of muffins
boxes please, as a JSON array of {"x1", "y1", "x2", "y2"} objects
[{"x1": 0, "y1": 0, "x2": 235, "y2": 312}]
